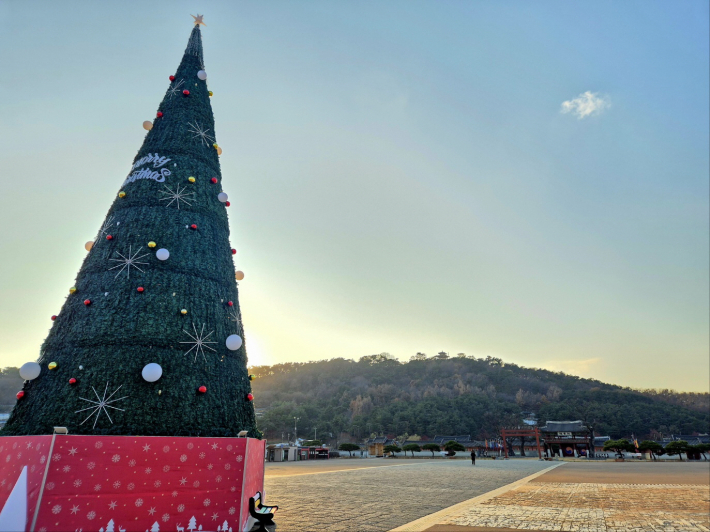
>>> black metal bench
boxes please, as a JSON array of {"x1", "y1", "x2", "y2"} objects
[{"x1": 249, "y1": 491, "x2": 278, "y2": 531}]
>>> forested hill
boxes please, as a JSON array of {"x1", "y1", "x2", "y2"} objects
[{"x1": 249, "y1": 354, "x2": 709, "y2": 443}]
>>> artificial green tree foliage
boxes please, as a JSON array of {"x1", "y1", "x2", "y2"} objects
[{"x1": 2, "y1": 25, "x2": 258, "y2": 437}]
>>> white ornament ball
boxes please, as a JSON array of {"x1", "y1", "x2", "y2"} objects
[
  {"x1": 143, "y1": 121, "x2": 153, "y2": 131},
  {"x1": 197, "y1": 70, "x2": 207, "y2": 80},
  {"x1": 141, "y1": 363, "x2": 163, "y2": 382},
  {"x1": 85, "y1": 241, "x2": 94, "y2": 251},
  {"x1": 226, "y1": 334, "x2": 243, "y2": 351},
  {"x1": 218, "y1": 192, "x2": 228, "y2": 203},
  {"x1": 235, "y1": 271, "x2": 245, "y2": 281},
  {"x1": 19, "y1": 362, "x2": 41, "y2": 381},
  {"x1": 156, "y1": 248, "x2": 170, "y2": 261}
]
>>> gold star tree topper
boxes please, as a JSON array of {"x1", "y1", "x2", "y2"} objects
[{"x1": 192, "y1": 14, "x2": 206, "y2": 26}]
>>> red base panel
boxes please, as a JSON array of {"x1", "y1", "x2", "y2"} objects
[{"x1": 0, "y1": 435, "x2": 266, "y2": 532}]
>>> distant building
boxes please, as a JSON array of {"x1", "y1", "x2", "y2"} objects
[
  {"x1": 365, "y1": 437, "x2": 396, "y2": 457},
  {"x1": 540, "y1": 420, "x2": 592, "y2": 457}
]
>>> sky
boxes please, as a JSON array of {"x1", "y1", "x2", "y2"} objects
[{"x1": 0, "y1": 1, "x2": 708, "y2": 392}]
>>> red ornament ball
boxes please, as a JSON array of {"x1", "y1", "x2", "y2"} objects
[
  {"x1": 157, "y1": 111, "x2": 163, "y2": 118},
  {"x1": 198, "y1": 386, "x2": 207, "y2": 394},
  {"x1": 210, "y1": 177, "x2": 218, "y2": 184},
  {"x1": 183, "y1": 89, "x2": 190, "y2": 96},
  {"x1": 169, "y1": 75, "x2": 175, "y2": 81},
  {"x1": 246, "y1": 393, "x2": 254, "y2": 402},
  {"x1": 51, "y1": 315, "x2": 57, "y2": 321},
  {"x1": 137, "y1": 286, "x2": 144, "y2": 293},
  {"x1": 16, "y1": 391, "x2": 25, "y2": 400},
  {"x1": 231, "y1": 249, "x2": 237, "y2": 255},
  {"x1": 190, "y1": 224, "x2": 197, "y2": 230},
  {"x1": 69, "y1": 378, "x2": 77, "y2": 385},
  {"x1": 225, "y1": 201, "x2": 231, "y2": 207},
  {"x1": 228, "y1": 301, "x2": 233, "y2": 307},
  {"x1": 106, "y1": 235, "x2": 113, "y2": 240},
  {"x1": 84, "y1": 299, "x2": 91, "y2": 306}
]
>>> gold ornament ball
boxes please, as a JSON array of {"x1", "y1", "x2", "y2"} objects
[
  {"x1": 69, "y1": 287, "x2": 77, "y2": 294},
  {"x1": 235, "y1": 271, "x2": 245, "y2": 281},
  {"x1": 84, "y1": 241, "x2": 94, "y2": 251},
  {"x1": 181, "y1": 309, "x2": 188, "y2": 315},
  {"x1": 143, "y1": 120, "x2": 153, "y2": 131},
  {"x1": 216, "y1": 146, "x2": 223, "y2": 155},
  {"x1": 148, "y1": 241, "x2": 156, "y2": 248},
  {"x1": 213, "y1": 143, "x2": 218, "y2": 149},
  {"x1": 48, "y1": 362, "x2": 58, "y2": 370},
  {"x1": 209, "y1": 91, "x2": 213, "y2": 97},
  {"x1": 188, "y1": 176, "x2": 196, "y2": 183},
  {"x1": 118, "y1": 191, "x2": 126, "y2": 198}
]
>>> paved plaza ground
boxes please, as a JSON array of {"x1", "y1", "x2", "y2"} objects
[{"x1": 263, "y1": 458, "x2": 710, "y2": 532}]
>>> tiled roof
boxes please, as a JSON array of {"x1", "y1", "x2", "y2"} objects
[{"x1": 540, "y1": 420, "x2": 588, "y2": 433}]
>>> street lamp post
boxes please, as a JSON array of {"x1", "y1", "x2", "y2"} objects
[{"x1": 294, "y1": 417, "x2": 300, "y2": 446}]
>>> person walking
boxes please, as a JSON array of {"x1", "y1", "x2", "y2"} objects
[{"x1": 471, "y1": 450, "x2": 476, "y2": 465}]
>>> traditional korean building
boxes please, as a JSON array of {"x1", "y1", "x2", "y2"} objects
[
  {"x1": 540, "y1": 420, "x2": 593, "y2": 457},
  {"x1": 365, "y1": 436, "x2": 396, "y2": 457}
]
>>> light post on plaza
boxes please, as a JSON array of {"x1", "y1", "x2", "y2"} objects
[
  {"x1": 314, "y1": 427, "x2": 317, "y2": 442},
  {"x1": 294, "y1": 417, "x2": 300, "y2": 446}
]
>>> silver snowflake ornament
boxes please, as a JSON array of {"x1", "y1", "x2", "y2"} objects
[
  {"x1": 180, "y1": 323, "x2": 217, "y2": 362},
  {"x1": 75, "y1": 382, "x2": 128, "y2": 428},
  {"x1": 166, "y1": 78, "x2": 185, "y2": 98},
  {"x1": 108, "y1": 245, "x2": 149, "y2": 279},
  {"x1": 158, "y1": 183, "x2": 195, "y2": 209},
  {"x1": 187, "y1": 120, "x2": 216, "y2": 147}
]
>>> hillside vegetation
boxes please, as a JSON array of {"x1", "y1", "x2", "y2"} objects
[{"x1": 249, "y1": 354, "x2": 709, "y2": 443}]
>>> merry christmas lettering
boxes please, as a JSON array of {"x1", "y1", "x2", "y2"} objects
[{"x1": 123, "y1": 153, "x2": 172, "y2": 186}]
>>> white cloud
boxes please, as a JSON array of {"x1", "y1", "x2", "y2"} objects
[{"x1": 561, "y1": 91, "x2": 610, "y2": 119}]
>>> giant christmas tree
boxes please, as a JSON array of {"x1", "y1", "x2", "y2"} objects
[{"x1": 2, "y1": 18, "x2": 257, "y2": 438}]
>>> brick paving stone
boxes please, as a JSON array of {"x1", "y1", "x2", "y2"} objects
[{"x1": 264, "y1": 459, "x2": 551, "y2": 532}]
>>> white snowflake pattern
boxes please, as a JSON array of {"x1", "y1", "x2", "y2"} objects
[
  {"x1": 228, "y1": 506, "x2": 236, "y2": 515},
  {"x1": 15, "y1": 452, "x2": 21, "y2": 459},
  {"x1": 135, "y1": 498, "x2": 144, "y2": 507},
  {"x1": 24, "y1": 441, "x2": 32, "y2": 449},
  {"x1": 95, "y1": 440, "x2": 103, "y2": 449},
  {"x1": 46, "y1": 482, "x2": 55, "y2": 490},
  {"x1": 109, "y1": 500, "x2": 118, "y2": 510},
  {"x1": 166, "y1": 78, "x2": 185, "y2": 98},
  {"x1": 52, "y1": 504, "x2": 61, "y2": 514},
  {"x1": 203, "y1": 498, "x2": 211, "y2": 507},
  {"x1": 12, "y1": 443, "x2": 17, "y2": 449},
  {"x1": 215, "y1": 475, "x2": 222, "y2": 483},
  {"x1": 75, "y1": 382, "x2": 128, "y2": 428},
  {"x1": 4, "y1": 455, "x2": 10, "y2": 463},
  {"x1": 179, "y1": 477, "x2": 187, "y2": 486},
  {"x1": 30, "y1": 465, "x2": 36, "y2": 473},
  {"x1": 87, "y1": 461, "x2": 96, "y2": 470},
  {"x1": 111, "y1": 454, "x2": 121, "y2": 462},
  {"x1": 73, "y1": 479, "x2": 82, "y2": 488},
  {"x1": 0, "y1": 479, "x2": 4, "y2": 487},
  {"x1": 210, "y1": 442, "x2": 219, "y2": 450},
  {"x1": 180, "y1": 454, "x2": 187, "y2": 462},
  {"x1": 129, "y1": 459, "x2": 137, "y2": 466},
  {"x1": 148, "y1": 507, "x2": 156, "y2": 516},
  {"x1": 193, "y1": 480, "x2": 200, "y2": 488},
  {"x1": 145, "y1": 467, "x2": 152, "y2": 474},
  {"x1": 187, "y1": 120, "x2": 216, "y2": 147},
  {"x1": 163, "y1": 445, "x2": 170, "y2": 453},
  {"x1": 154, "y1": 480, "x2": 162, "y2": 488},
  {"x1": 162, "y1": 513, "x2": 171, "y2": 522},
  {"x1": 40, "y1": 455, "x2": 46, "y2": 464},
  {"x1": 224, "y1": 463, "x2": 231, "y2": 470},
  {"x1": 87, "y1": 510, "x2": 96, "y2": 520},
  {"x1": 199, "y1": 452, "x2": 206, "y2": 459},
  {"x1": 177, "y1": 504, "x2": 185, "y2": 512},
  {"x1": 172, "y1": 490, "x2": 178, "y2": 497},
  {"x1": 52, "y1": 453, "x2": 61, "y2": 461},
  {"x1": 159, "y1": 184, "x2": 195, "y2": 209},
  {"x1": 226, "y1": 444, "x2": 233, "y2": 451},
  {"x1": 108, "y1": 246, "x2": 149, "y2": 279},
  {"x1": 207, "y1": 463, "x2": 213, "y2": 470},
  {"x1": 127, "y1": 482, "x2": 135, "y2": 490},
  {"x1": 236, "y1": 455, "x2": 243, "y2": 463},
  {"x1": 187, "y1": 443, "x2": 194, "y2": 450},
  {"x1": 180, "y1": 323, "x2": 217, "y2": 362},
  {"x1": 62, "y1": 465, "x2": 71, "y2": 473},
  {"x1": 68, "y1": 446, "x2": 78, "y2": 456},
  {"x1": 142, "y1": 444, "x2": 151, "y2": 452},
  {"x1": 228, "y1": 309, "x2": 242, "y2": 327},
  {"x1": 163, "y1": 465, "x2": 170, "y2": 472},
  {"x1": 70, "y1": 505, "x2": 80, "y2": 514},
  {"x1": 211, "y1": 512, "x2": 218, "y2": 521},
  {"x1": 230, "y1": 486, "x2": 236, "y2": 492},
  {"x1": 113, "y1": 480, "x2": 121, "y2": 489},
  {"x1": 94, "y1": 484, "x2": 102, "y2": 491}
]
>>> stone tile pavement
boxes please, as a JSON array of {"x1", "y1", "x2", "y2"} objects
[{"x1": 263, "y1": 458, "x2": 552, "y2": 532}]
